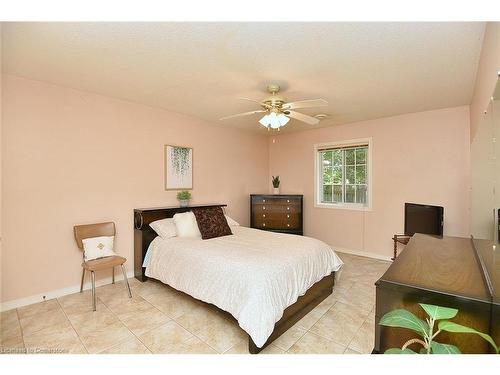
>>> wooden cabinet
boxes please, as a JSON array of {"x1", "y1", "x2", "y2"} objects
[
  {"x1": 250, "y1": 194, "x2": 303, "y2": 235},
  {"x1": 374, "y1": 234, "x2": 499, "y2": 354}
]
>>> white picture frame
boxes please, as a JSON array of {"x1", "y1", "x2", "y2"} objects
[{"x1": 164, "y1": 145, "x2": 193, "y2": 190}]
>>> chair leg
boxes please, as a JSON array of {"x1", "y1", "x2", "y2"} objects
[
  {"x1": 91, "y1": 271, "x2": 96, "y2": 311},
  {"x1": 80, "y1": 269, "x2": 86, "y2": 293},
  {"x1": 112, "y1": 267, "x2": 115, "y2": 284},
  {"x1": 121, "y1": 264, "x2": 132, "y2": 298}
]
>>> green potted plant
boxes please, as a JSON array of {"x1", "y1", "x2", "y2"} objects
[
  {"x1": 176, "y1": 191, "x2": 192, "y2": 208},
  {"x1": 379, "y1": 303, "x2": 499, "y2": 354},
  {"x1": 272, "y1": 175, "x2": 280, "y2": 194}
]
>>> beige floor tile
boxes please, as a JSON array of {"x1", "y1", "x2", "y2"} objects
[
  {"x1": 296, "y1": 298, "x2": 337, "y2": 330},
  {"x1": 0, "y1": 334, "x2": 25, "y2": 351},
  {"x1": 224, "y1": 339, "x2": 284, "y2": 354},
  {"x1": 143, "y1": 290, "x2": 199, "y2": 319},
  {"x1": 272, "y1": 326, "x2": 307, "y2": 351},
  {"x1": 135, "y1": 280, "x2": 176, "y2": 298},
  {"x1": 157, "y1": 335, "x2": 217, "y2": 354},
  {"x1": 175, "y1": 304, "x2": 225, "y2": 333},
  {"x1": 19, "y1": 308, "x2": 69, "y2": 336},
  {"x1": 69, "y1": 305, "x2": 119, "y2": 335},
  {"x1": 139, "y1": 321, "x2": 193, "y2": 353},
  {"x1": 23, "y1": 323, "x2": 86, "y2": 354},
  {"x1": 348, "y1": 319, "x2": 375, "y2": 354},
  {"x1": 309, "y1": 301, "x2": 368, "y2": 346},
  {"x1": 1, "y1": 309, "x2": 19, "y2": 326},
  {"x1": 58, "y1": 291, "x2": 105, "y2": 317},
  {"x1": 99, "y1": 337, "x2": 151, "y2": 354},
  {"x1": 115, "y1": 301, "x2": 171, "y2": 336},
  {"x1": 344, "y1": 348, "x2": 362, "y2": 354},
  {"x1": 78, "y1": 320, "x2": 135, "y2": 354},
  {"x1": 104, "y1": 296, "x2": 147, "y2": 314},
  {"x1": 0, "y1": 310, "x2": 22, "y2": 342},
  {"x1": 17, "y1": 299, "x2": 60, "y2": 319},
  {"x1": 287, "y1": 332, "x2": 345, "y2": 354},
  {"x1": 193, "y1": 317, "x2": 247, "y2": 353}
]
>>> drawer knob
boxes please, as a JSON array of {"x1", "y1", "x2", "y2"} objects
[
  {"x1": 263, "y1": 214, "x2": 266, "y2": 218},
  {"x1": 287, "y1": 224, "x2": 290, "y2": 227},
  {"x1": 263, "y1": 223, "x2": 266, "y2": 227},
  {"x1": 287, "y1": 214, "x2": 290, "y2": 218},
  {"x1": 287, "y1": 199, "x2": 290, "y2": 203},
  {"x1": 287, "y1": 207, "x2": 290, "y2": 210},
  {"x1": 263, "y1": 199, "x2": 266, "y2": 203},
  {"x1": 263, "y1": 206, "x2": 266, "y2": 210}
]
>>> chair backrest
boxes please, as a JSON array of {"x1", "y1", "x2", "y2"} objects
[{"x1": 74, "y1": 222, "x2": 116, "y2": 250}]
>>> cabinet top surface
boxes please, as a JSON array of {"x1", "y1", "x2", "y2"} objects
[
  {"x1": 380, "y1": 234, "x2": 491, "y2": 302},
  {"x1": 251, "y1": 194, "x2": 303, "y2": 198},
  {"x1": 134, "y1": 204, "x2": 226, "y2": 212}
]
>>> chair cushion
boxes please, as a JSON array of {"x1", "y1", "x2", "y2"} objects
[
  {"x1": 82, "y1": 255, "x2": 126, "y2": 271},
  {"x1": 82, "y1": 235, "x2": 117, "y2": 261}
]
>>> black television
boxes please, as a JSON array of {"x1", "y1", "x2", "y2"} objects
[{"x1": 404, "y1": 203, "x2": 444, "y2": 237}]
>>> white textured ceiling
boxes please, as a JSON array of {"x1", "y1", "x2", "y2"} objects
[{"x1": 1, "y1": 22, "x2": 485, "y2": 133}]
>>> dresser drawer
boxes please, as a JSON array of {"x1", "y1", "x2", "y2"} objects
[
  {"x1": 252, "y1": 212, "x2": 300, "y2": 230},
  {"x1": 253, "y1": 203, "x2": 300, "y2": 214},
  {"x1": 251, "y1": 196, "x2": 301, "y2": 206}
]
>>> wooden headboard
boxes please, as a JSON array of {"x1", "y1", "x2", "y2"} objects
[{"x1": 133, "y1": 204, "x2": 227, "y2": 282}]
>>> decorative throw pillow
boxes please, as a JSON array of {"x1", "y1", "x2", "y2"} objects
[
  {"x1": 173, "y1": 211, "x2": 202, "y2": 238},
  {"x1": 192, "y1": 207, "x2": 232, "y2": 240},
  {"x1": 82, "y1": 235, "x2": 117, "y2": 261},
  {"x1": 225, "y1": 215, "x2": 240, "y2": 226},
  {"x1": 150, "y1": 218, "x2": 177, "y2": 239}
]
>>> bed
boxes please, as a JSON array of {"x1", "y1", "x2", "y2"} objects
[{"x1": 134, "y1": 204, "x2": 343, "y2": 353}]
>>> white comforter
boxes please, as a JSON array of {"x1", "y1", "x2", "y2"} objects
[{"x1": 145, "y1": 226, "x2": 343, "y2": 347}]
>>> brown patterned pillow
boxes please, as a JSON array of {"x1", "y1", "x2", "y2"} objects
[{"x1": 192, "y1": 207, "x2": 232, "y2": 240}]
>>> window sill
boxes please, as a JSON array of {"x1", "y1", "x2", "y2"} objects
[{"x1": 314, "y1": 202, "x2": 372, "y2": 211}]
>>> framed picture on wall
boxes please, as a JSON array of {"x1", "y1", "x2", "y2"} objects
[{"x1": 164, "y1": 145, "x2": 193, "y2": 190}]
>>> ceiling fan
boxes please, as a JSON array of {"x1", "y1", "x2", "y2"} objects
[{"x1": 220, "y1": 84, "x2": 328, "y2": 130}]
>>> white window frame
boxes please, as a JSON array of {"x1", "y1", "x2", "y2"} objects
[{"x1": 314, "y1": 137, "x2": 373, "y2": 211}]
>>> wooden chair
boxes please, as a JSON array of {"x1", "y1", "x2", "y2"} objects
[{"x1": 73, "y1": 221, "x2": 132, "y2": 311}]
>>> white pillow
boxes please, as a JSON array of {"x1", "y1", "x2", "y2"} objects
[
  {"x1": 82, "y1": 235, "x2": 117, "y2": 261},
  {"x1": 225, "y1": 215, "x2": 240, "y2": 226},
  {"x1": 150, "y1": 218, "x2": 177, "y2": 239},
  {"x1": 173, "y1": 211, "x2": 202, "y2": 238}
]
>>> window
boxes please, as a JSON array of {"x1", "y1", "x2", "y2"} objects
[{"x1": 315, "y1": 139, "x2": 371, "y2": 210}]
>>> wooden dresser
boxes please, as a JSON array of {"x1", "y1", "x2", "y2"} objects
[{"x1": 250, "y1": 194, "x2": 303, "y2": 235}]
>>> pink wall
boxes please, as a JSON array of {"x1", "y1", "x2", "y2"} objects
[
  {"x1": 1, "y1": 75, "x2": 269, "y2": 303},
  {"x1": 269, "y1": 106, "x2": 471, "y2": 258},
  {"x1": 470, "y1": 22, "x2": 500, "y2": 141}
]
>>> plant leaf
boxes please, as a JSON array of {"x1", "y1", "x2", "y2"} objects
[
  {"x1": 430, "y1": 341, "x2": 461, "y2": 354},
  {"x1": 384, "y1": 348, "x2": 417, "y2": 354},
  {"x1": 419, "y1": 303, "x2": 458, "y2": 320},
  {"x1": 379, "y1": 309, "x2": 429, "y2": 337},
  {"x1": 438, "y1": 321, "x2": 499, "y2": 353}
]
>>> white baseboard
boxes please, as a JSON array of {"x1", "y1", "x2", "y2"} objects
[
  {"x1": 1, "y1": 270, "x2": 135, "y2": 312},
  {"x1": 335, "y1": 247, "x2": 392, "y2": 262}
]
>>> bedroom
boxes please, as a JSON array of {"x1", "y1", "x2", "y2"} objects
[{"x1": 1, "y1": 1, "x2": 500, "y2": 373}]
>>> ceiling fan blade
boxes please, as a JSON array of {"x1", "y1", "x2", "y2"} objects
[
  {"x1": 283, "y1": 99, "x2": 328, "y2": 110},
  {"x1": 239, "y1": 98, "x2": 272, "y2": 109},
  {"x1": 220, "y1": 110, "x2": 267, "y2": 121},
  {"x1": 286, "y1": 110, "x2": 320, "y2": 125}
]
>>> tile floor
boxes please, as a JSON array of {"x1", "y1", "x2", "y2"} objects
[{"x1": 0, "y1": 252, "x2": 390, "y2": 354}]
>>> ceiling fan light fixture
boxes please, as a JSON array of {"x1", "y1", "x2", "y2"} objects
[{"x1": 259, "y1": 112, "x2": 290, "y2": 129}]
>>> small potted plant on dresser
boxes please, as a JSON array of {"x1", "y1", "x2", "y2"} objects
[
  {"x1": 272, "y1": 176, "x2": 280, "y2": 195},
  {"x1": 176, "y1": 191, "x2": 191, "y2": 207}
]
